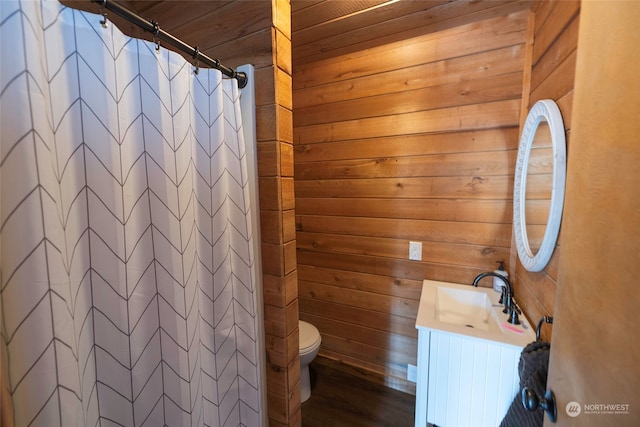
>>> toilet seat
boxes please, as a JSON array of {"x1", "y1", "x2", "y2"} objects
[{"x1": 299, "y1": 320, "x2": 321, "y2": 354}]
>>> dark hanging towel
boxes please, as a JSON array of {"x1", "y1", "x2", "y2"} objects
[{"x1": 499, "y1": 340, "x2": 551, "y2": 427}]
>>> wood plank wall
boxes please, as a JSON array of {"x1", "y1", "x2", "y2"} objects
[
  {"x1": 259, "y1": 1, "x2": 302, "y2": 425},
  {"x1": 60, "y1": 1, "x2": 301, "y2": 425},
  {"x1": 293, "y1": 10, "x2": 529, "y2": 393},
  {"x1": 512, "y1": 0, "x2": 580, "y2": 343}
]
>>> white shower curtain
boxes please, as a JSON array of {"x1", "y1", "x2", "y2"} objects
[{"x1": 0, "y1": 1, "x2": 262, "y2": 426}]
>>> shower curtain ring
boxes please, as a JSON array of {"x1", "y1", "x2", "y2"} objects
[
  {"x1": 99, "y1": 0, "x2": 108, "y2": 28},
  {"x1": 151, "y1": 21, "x2": 161, "y2": 52},
  {"x1": 193, "y1": 47, "x2": 200, "y2": 75}
]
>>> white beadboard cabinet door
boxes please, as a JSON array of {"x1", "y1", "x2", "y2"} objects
[{"x1": 415, "y1": 329, "x2": 522, "y2": 427}]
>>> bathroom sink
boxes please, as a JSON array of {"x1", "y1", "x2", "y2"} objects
[
  {"x1": 414, "y1": 279, "x2": 536, "y2": 427},
  {"x1": 435, "y1": 286, "x2": 492, "y2": 330},
  {"x1": 416, "y1": 279, "x2": 534, "y2": 347}
]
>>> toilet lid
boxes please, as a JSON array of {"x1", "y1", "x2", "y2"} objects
[{"x1": 299, "y1": 321, "x2": 321, "y2": 351}]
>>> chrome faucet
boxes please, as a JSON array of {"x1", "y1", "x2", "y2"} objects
[{"x1": 472, "y1": 272, "x2": 520, "y2": 324}]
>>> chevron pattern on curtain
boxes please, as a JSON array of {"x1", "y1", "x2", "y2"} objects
[{"x1": 0, "y1": 1, "x2": 262, "y2": 426}]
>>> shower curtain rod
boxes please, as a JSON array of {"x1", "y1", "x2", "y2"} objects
[{"x1": 91, "y1": 0, "x2": 248, "y2": 88}]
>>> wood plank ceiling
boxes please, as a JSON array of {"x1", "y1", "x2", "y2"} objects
[
  {"x1": 68, "y1": 1, "x2": 532, "y2": 68},
  {"x1": 291, "y1": 0, "x2": 532, "y2": 65}
]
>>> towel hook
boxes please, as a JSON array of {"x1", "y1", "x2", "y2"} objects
[{"x1": 536, "y1": 316, "x2": 553, "y2": 341}]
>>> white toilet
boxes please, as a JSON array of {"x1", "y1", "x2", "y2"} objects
[{"x1": 298, "y1": 320, "x2": 321, "y2": 402}]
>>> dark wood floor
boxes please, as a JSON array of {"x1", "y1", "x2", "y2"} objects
[{"x1": 301, "y1": 360, "x2": 416, "y2": 427}]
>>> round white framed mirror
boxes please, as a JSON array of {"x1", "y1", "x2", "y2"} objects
[{"x1": 513, "y1": 99, "x2": 567, "y2": 272}]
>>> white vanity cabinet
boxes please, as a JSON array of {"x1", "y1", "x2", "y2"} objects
[
  {"x1": 414, "y1": 280, "x2": 534, "y2": 427},
  {"x1": 415, "y1": 328, "x2": 523, "y2": 427}
]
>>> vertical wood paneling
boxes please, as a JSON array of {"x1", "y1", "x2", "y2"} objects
[
  {"x1": 513, "y1": 0, "x2": 580, "y2": 343},
  {"x1": 294, "y1": 10, "x2": 528, "y2": 392}
]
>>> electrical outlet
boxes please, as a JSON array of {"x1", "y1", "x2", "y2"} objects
[
  {"x1": 407, "y1": 364, "x2": 417, "y2": 383},
  {"x1": 409, "y1": 241, "x2": 422, "y2": 261}
]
